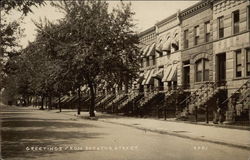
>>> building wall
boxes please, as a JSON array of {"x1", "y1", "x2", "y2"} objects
[
  {"x1": 212, "y1": 0, "x2": 250, "y2": 97},
  {"x1": 156, "y1": 14, "x2": 182, "y2": 88},
  {"x1": 138, "y1": 0, "x2": 250, "y2": 96},
  {"x1": 180, "y1": 1, "x2": 213, "y2": 90}
]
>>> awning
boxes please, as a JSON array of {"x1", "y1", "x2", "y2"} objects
[
  {"x1": 162, "y1": 65, "x2": 172, "y2": 82},
  {"x1": 156, "y1": 37, "x2": 163, "y2": 54},
  {"x1": 167, "y1": 64, "x2": 177, "y2": 81},
  {"x1": 162, "y1": 41, "x2": 171, "y2": 52},
  {"x1": 146, "y1": 43, "x2": 155, "y2": 56},
  {"x1": 142, "y1": 45, "x2": 150, "y2": 57},
  {"x1": 162, "y1": 36, "x2": 171, "y2": 52},
  {"x1": 152, "y1": 68, "x2": 164, "y2": 80},
  {"x1": 171, "y1": 32, "x2": 179, "y2": 51},
  {"x1": 145, "y1": 69, "x2": 156, "y2": 85},
  {"x1": 141, "y1": 70, "x2": 151, "y2": 85}
]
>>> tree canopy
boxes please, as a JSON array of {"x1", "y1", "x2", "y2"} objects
[{"x1": 2, "y1": 0, "x2": 140, "y2": 117}]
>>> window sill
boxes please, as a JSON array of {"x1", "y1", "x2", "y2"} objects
[
  {"x1": 194, "y1": 81, "x2": 211, "y2": 85},
  {"x1": 232, "y1": 76, "x2": 250, "y2": 81}
]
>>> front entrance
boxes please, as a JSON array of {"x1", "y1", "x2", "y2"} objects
[
  {"x1": 183, "y1": 61, "x2": 190, "y2": 89},
  {"x1": 216, "y1": 53, "x2": 226, "y2": 85}
]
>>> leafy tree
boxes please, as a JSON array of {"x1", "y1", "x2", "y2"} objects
[
  {"x1": 0, "y1": 0, "x2": 45, "y2": 96},
  {"x1": 42, "y1": 0, "x2": 140, "y2": 117}
]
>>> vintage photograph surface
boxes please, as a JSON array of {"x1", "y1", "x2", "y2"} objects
[{"x1": 0, "y1": 0, "x2": 250, "y2": 160}]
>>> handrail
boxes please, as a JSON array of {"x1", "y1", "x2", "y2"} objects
[
  {"x1": 218, "y1": 79, "x2": 250, "y2": 108},
  {"x1": 237, "y1": 92, "x2": 250, "y2": 104},
  {"x1": 179, "y1": 82, "x2": 212, "y2": 105}
]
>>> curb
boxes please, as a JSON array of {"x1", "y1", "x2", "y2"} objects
[
  {"x1": 39, "y1": 109, "x2": 250, "y2": 150},
  {"x1": 164, "y1": 119, "x2": 250, "y2": 131},
  {"x1": 99, "y1": 119, "x2": 250, "y2": 151}
]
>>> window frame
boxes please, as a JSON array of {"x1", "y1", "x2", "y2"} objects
[
  {"x1": 204, "y1": 21, "x2": 210, "y2": 42},
  {"x1": 232, "y1": 10, "x2": 240, "y2": 35},
  {"x1": 184, "y1": 29, "x2": 189, "y2": 49},
  {"x1": 194, "y1": 25, "x2": 199, "y2": 45},
  {"x1": 218, "y1": 16, "x2": 224, "y2": 39},
  {"x1": 195, "y1": 59, "x2": 210, "y2": 82},
  {"x1": 196, "y1": 59, "x2": 203, "y2": 82},
  {"x1": 235, "y1": 50, "x2": 242, "y2": 78}
]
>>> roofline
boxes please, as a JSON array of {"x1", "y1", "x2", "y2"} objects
[
  {"x1": 138, "y1": 26, "x2": 156, "y2": 37},
  {"x1": 155, "y1": 12, "x2": 178, "y2": 27}
]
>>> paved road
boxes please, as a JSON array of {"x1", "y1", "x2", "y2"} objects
[{"x1": 1, "y1": 105, "x2": 249, "y2": 160}]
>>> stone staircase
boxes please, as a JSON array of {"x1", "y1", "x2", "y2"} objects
[
  {"x1": 220, "y1": 80, "x2": 250, "y2": 122},
  {"x1": 105, "y1": 93, "x2": 128, "y2": 113},
  {"x1": 156, "y1": 87, "x2": 188, "y2": 119},
  {"x1": 136, "y1": 90, "x2": 165, "y2": 117},
  {"x1": 118, "y1": 92, "x2": 144, "y2": 115},
  {"x1": 96, "y1": 94, "x2": 116, "y2": 112},
  {"x1": 178, "y1": 81, "x2": 227, "y2": 121}
]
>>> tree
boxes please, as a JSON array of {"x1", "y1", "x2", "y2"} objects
[
  {"x1": 43, "y1": 0, "x2": 140, "y2": 117},
  {"x1": 0, "y1": 0, "x2": 46, "y2": 96}
]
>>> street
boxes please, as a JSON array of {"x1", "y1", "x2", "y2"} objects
[{"x1": 1, "y1": 105, "x2": 249, "y2": 160}]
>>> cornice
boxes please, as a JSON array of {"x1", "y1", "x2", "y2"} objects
[
  {"x1": 180, "y1": 0, "x2": 212, "y2": 20},
  {"x1": 138, "y1": 26, "x2": 156, "y2": 37},
  {"x1": 155, "y1": 13, "x2": 178, "y2": 28}
]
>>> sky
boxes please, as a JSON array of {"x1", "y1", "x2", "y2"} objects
[{"x1": 7, "y1": 1, "x2": 198, "y2": 48}]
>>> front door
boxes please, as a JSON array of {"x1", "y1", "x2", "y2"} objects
[
  {"x1": 183, "y1": 66, "x2": 190, "y2": 89},
  {"x1": 217, "y1": 53, "x2": 226, "y2": 85}
]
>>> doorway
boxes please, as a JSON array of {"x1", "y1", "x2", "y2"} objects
[
  {"x1": 216, "y1": 53, "x2": 226, "y2": 85},
  {"x1": 183, "y1": 61, "x2": 190, "y2": 89}
]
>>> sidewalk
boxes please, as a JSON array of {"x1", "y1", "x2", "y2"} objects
[{"x1": 43, "y1": 108, "x2": 250, "y2": 150}]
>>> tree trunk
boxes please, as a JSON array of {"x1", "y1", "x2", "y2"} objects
[
  {"x1": 45, "y1": 97, "x2": 48, "y2": 109},
  {"x1": 41, "y1": 96, "x2": 44, "y2": 110},
  {"x1": 77, "y1": 87, "x2": 81, "y2": 115},
  {"x1": 89, "y1": 82, "x2": 96, "y2": 117},
  {"x1": 48, "y1": 96, "x2": 52, "y2": 110}
]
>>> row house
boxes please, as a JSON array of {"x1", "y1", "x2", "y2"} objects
[
  {"x1": 180, "y1": 1, "x2": 213, "y2": 90},
  {"x1": 212, "y1": 0, "x2": 250, "y2": 122},
  {"x1": 155, "y1": 12, "x2": 181, "y2": 91},
  {"x1": 138, "y1": 27, "x2": 157, "y2": 94},
  {"x1": 136, "y1": 0, "x2": 250, "y2": 122}
]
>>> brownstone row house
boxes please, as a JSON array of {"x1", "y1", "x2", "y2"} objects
[{"x1": 134, "y1": 0, "x2": 250, "y2": 123}]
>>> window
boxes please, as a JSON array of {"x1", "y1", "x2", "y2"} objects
[
  {"x1": 218, "y1": 16, "x2": 224, "y2": 38},
  {"x1": 205, "y1": 21, "x2": 210, "y2": 42},
  {"x1": 236, "y1": 50, "x2": 242, "y2": 77},
  {"x1": 246, "y1": 49, "x2": 250, "y2": 76},
  {"x1": 184, "y1": 29, "x2": 189, "y2": 49},
  {"x1": 146, "y1": 57, "x2": 150, "y2": 66},
  {"x1": 196, "y1": 60, "x2": 202, "y2": 82},
  {"x1": 204, "y1": 60, "x2": 209, "y2": 81},
  {"x1": 194, "y1": 26, "x2": 199, "y2": 45},
  {"x1": 196, "y1": 59, "x2": 209, "y2": 82},
  {"x1": 233, "y1": 10, "x2": 240, "y2": 34}
]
